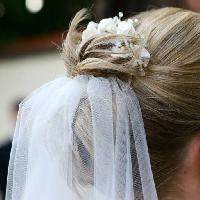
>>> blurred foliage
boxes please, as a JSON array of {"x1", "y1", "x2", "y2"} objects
[{"x1": 0, "y1": 0, "x2": 92, "y2": 46}]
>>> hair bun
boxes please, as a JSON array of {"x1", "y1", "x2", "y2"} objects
[{"x1": 62, "y1": 9, "x2": 150, "y2": 77}]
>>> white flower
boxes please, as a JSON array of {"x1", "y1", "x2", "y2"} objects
[
  {"x1": 82, "y1": 21, "x2": 98, "y2": 41},
  {"x1": 140, "y1": 48, "x2": 150, "y2": 60},
  {"x1": 133, "y1": 18, "x2": 139, "y2": 25},
  {"x1": 140, "y1": 47, "x2": 150, "y2": 67},
  {"x1": 98, "y1": 18, "x2": 117, "y2": 34},
  {"x1": 117, "y1": 20, "x2": 135, "y2": 35},
  {"x1": 127, "y1": 19, "x2": 133, "y2": 25},
  {"x1": 81, "y1": 13, "x2": 138, "y2": 41},
  {"x1": 118, "y1": 12, "x2": 123, "y2": 18},
  {"x1": 113, "y1": 16, "x2": 119, "y2": 24}
]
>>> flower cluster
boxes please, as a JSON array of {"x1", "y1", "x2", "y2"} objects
[
  {"x1": 82, "y1": 12, "x2": 138, "y2": 41},
  {"x1": 80, "y1": 12, "x2": 150, "y2": 75}
]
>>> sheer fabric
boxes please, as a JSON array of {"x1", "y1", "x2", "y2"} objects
[{"x1": 6, "y1": 75, "x2": 157, "y2": 200}]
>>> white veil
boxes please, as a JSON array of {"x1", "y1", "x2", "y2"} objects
[{"x1": 6, "y1": 75, "x2": 158, "y2": 200}]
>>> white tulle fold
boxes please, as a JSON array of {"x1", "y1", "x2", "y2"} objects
[{"x1": 6, "y1": 75, "x2": 157, "y2": 200}]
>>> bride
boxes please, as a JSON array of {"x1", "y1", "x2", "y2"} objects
[{"x1": 6, "y1": 7, "x2": 200, "y2": 200}]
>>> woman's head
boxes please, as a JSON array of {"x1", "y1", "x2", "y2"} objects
[
  {"x1": 63, "y1": 7, "x2": 200, "y2": 199},
  {"x1": 132, "y1": 7, "x2": 200, "y2": 197}
]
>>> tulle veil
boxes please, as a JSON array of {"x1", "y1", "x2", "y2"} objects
[{"x1": 6, "y1": 75, "x2": 157, "y2": 200}]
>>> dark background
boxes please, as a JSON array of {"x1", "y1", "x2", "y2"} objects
[
  {"x1": 0, "y1": 0, "x2": 91, "y2": 47},
  {"x1": 0, "y1": 0, "x2": 95, "y2": 57},
  {"x1": 0, "y1": 0, "x2": 199, "y2": 56}
]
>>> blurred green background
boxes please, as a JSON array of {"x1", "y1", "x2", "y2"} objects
[{"x1": 0, "y1": 0, "x2": 91, "y2": 47}]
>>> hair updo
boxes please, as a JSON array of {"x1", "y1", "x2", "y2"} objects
[
  {"x1": 62, "y1": 7, "x2": 200, "y2": 198},
  {"x1": 62, "y1": 9, "x2": 149, "y2": 78}
]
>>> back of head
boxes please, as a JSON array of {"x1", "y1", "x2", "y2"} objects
[
  {"x1": 133, "y1": 7, "x2": 200, "y2": 196},
  {"x1": 6, "y1": 6, "x2": 200, "y2": 200},
  {"x1": 62, "y1": 7, "x2": 200, "y2": 198}
]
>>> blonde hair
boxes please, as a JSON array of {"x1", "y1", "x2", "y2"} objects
[{"x1": 62, "y1": 7, "x2": 200, "y2": 198}]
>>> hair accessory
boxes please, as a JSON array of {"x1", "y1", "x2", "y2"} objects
[
  {"x1": 81, "y1": 12, "x2": 150, "y2": 76},
  {"x1": 6, "y1": 76, "x2": 158, "y2": 200}
]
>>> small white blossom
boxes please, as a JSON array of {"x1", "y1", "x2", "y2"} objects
[
  {"x1": 134, "y1": 18, "x2": 139, "y2": 25},
  {"x1": 140, "y1": 47, "x2": 150, "y2": 67},
  {"x1": 82, "y1": 21, "x2": 98, "y2": 41},
  {"x1": 118, "y1": 12, "x2": 123, "y2": 19},
  {"x1": 117, "y1": 21, "x2": 135, "y2": 35},
  {"x1": 127, "y1": 19, "x2": 134, "y2": 25},
  {"x1": 140, "y1": 48, "x2": 150, "y2": 60},
  {"x1": 98, "y1": 18, "x2": 117, "y2": 34},
  {"x1": 113, "y1": 16, "x2": 119, "y2": 24}
]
